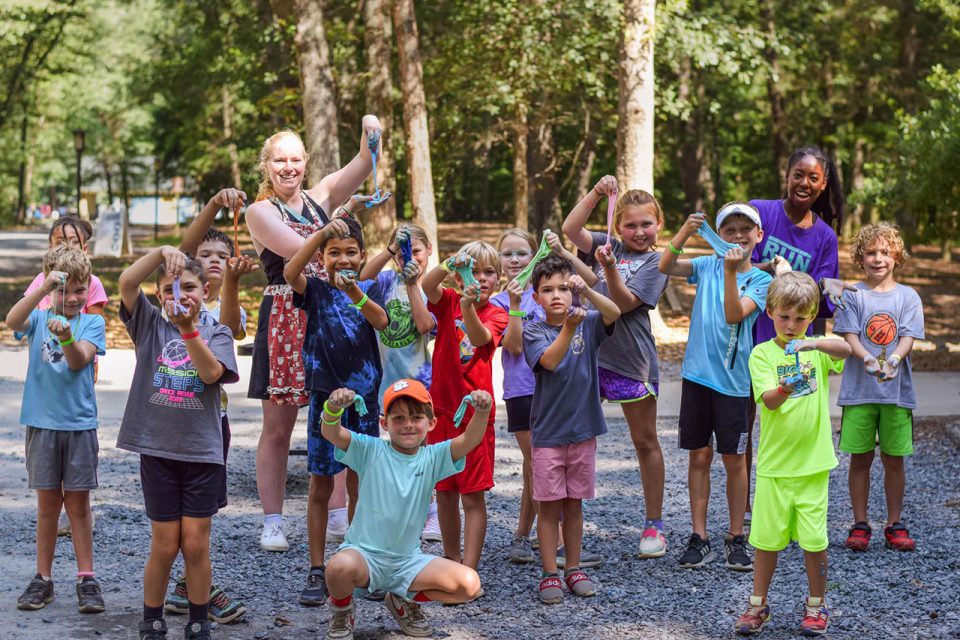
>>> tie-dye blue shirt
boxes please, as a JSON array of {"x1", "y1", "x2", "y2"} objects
[{"x1": 294, "y1": 277, "x2": 384, "y2": 404}]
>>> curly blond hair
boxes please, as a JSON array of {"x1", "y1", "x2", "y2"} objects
[
  {"x1": 852, "y1": 222, "x2": 907, "y2": 269},
  {"x1": 255, "y1": 129, "x2": 310, "y2": 201},
  {"x1": 766, "y1": 271, "x2": 820, "y2": 316},
  {"x1": 42, "y1": 245, "x2": 91, "y2": 285}
]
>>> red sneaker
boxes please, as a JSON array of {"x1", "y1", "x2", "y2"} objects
[
  {"x1": 884, "y1": 522, "x2": 916, "y2": 551},
  {"x1": 844, "y1": 522, "x2": 871, "y2": 551},
  {"x1": 799, "y1": 596, "x2": 830, "y2": 636},
  {"x1": 735, "y1": 595, "x2": 771, "y2": 635}
]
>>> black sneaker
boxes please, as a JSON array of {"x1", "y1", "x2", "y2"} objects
[
  {"x1": 17, "y1": 574, "x2": 54, "y2": 610},
  {"x1": 724, "y1": 534, "x2": 753, "y2": 571},
  {"x1": 678, "y1": 533, "x2": 715, "y2": 568},
  {"x1": 184, "y1": 620, "x2": 212, "y2": 640},
  {"x1": 138, "y1": 617, "x2": 168, "y2": 640},
  {"x1": 76, "y1": 576, "x2": 106, "y2": 612},
  {"x1": 298, "y1": 566, "x2": 327, "y2": 606}
]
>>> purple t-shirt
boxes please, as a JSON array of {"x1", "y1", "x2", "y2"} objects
[
  {"x1": 491, "y1": 288, "x2": 545, "y2": 399},
  {"x1": 750, "y1": 199, "x2": 839, "y2": 344}
]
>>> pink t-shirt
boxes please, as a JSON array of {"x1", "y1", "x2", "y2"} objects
[{"x1": 25, "y1": 272, "x2": 109, "y2": 312}]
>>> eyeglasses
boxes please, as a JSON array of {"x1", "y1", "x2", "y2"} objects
[{"x1": 500, "y1": 250, "x2": 532, "y2": 260}]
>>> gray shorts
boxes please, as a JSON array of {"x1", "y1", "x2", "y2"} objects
[{"x1": 25, "y1": 427, "x2": 99, "y2": 491}]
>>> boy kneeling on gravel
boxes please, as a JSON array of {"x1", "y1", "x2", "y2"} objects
[{"x1": 320, "y1": 381, "x2": 489, "y2": 640}]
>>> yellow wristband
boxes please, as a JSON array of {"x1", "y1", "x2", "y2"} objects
[{"x1": 440, "y1": 260, "x2": 452, "y2": 273}]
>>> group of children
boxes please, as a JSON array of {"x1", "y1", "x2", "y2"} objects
[{"x1": 10, "y1": 173, "x2": 924, "y2": 639}]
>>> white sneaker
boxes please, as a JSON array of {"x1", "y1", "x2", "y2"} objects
[
  {"x1": 260, "y1": 521, "x2": 289, "y2": 552},
  {"x1": 57, "y1": 510, "x2": 95, "y2": 536},
  {"x1": 421, "y1": 510, "x2": 442, "y2": 542},
  {"x1": 327, "y1": 507, "x2": 348, "y2": 540}
]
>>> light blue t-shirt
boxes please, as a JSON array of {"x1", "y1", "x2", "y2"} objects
[
  {"x1": 335, "y1": 433, "x2": 464, "y2": 557},
  {"x1": 681, "y1": 256, "x2": 772, "y2": 397},
  {"x1": 375, "y1": 270, "x2": 434, "y2": 400},
  {"x1": 19, "y1": 309, "x2": 106, "y2": 430}
]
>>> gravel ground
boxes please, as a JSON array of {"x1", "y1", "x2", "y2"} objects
[{"x1": 1, "y1": 409, "x2": 959, "y2": 639}]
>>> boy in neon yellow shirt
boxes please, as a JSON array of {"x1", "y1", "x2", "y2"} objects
[{"x1": 736, "y1": 272, "x2": 851, "y2": 637}]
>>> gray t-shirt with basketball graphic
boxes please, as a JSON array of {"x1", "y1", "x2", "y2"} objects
[{"x1": 833, "y1": 282, "x2": 924, "y2": 409}]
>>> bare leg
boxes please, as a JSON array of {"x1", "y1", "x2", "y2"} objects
[
  {"x1": 345, "y1": 469, "x2": 359, "y2": 522},
  {"x1": 751, "y1": 549, "x2": 778, "y2": 600},
  {"x1": 848, "y1": 451, "x2": 875, "y2": 523},
  {"x1": 538, "y1": 500, "x2": 562, "y2": 574},
  {"x1": 436, "y1": 490, "x2": 462, "y2": 562},
  {"x1": 721, "y1": 453, "x2": 747, "y2": 537},
  {"x1": 688, "y1": 447, "x2": 712, "y2": 538},
  {"x1": 560, "y1": 499, "x2": 583, "y2": 569},
  {"x1": 35, "y1": 489, "x2": 63, "y2": 576},
  {"x1": 328, "y1": 470, "x2": 347, "y2": 510},
  {"x1": 622, "y1": 397, "x2": 663, "y2": 520},
  {"x1": 144, "y1": 520, "x2": 182, "y2": 607},
  {"x1": 307, "y1": 475, "x2": 334, "y2": 567},
  {"x1": 514, "y1": 430, "x2": 536, "y2": 537},
  {"x1": 324, "y1": 549, "x2": 370, "y2": 599},
  {"x1": 460, "y1": 491, "x2": 487, "y2": 570},
  {"x1": 803, "y1": 549, "x2": 828, "y2": 599},
  {"x1": 63, "y1": 490, "x2": 94, "y2": 573},
  {"x1": 880, "y1": 452, "x2": 905, "y2": 525},
  {"x1": 408, "y1": 557, "x2": 482, "y2": 603},
  {"x1": 180, "y1": 517, "x2": 212, "y2": 607},
  {"x1": 255, "y1": 401, "x2": 299, "y2": 515}
]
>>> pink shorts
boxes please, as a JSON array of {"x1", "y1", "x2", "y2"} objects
[{"x1": 531, "y1": 438, "x2": 597, "y2": 502}]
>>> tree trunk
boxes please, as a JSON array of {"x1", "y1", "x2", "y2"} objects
[
  {"x1": 222, "y1": 85, "x2": 242, "y2": 188},
  {"x1": 362, "y1": 0, "x2": 397, "y2": 252},
  {"x1": 513, "y1": 103, "x2": 529, "y2": 230},
  {"x1": 842, "y1": 138, "x2": 866, "y2": 241},
  {"x1": 16, "y1": 109, "x2": 29, "y2": 223},
  {"x1": 294, "y1": 0, "x2": 341, "y2": 181},
  {"x1": 528, "y1": 121, "x2": 561, "y2": 235},
  {"x1": 120, "y1": 160, "x2": 133, "y2": 256},
  {"x1": 393, "y1": 0, "x2": 439, "y2": 257},
  {"x1": 678, "y1": 56, "x2": 707, "y2": 213},
  {"x1": 616, "y1": 0, "x2": 655, "y2": 192},
  {"x1": 104, "y1": 162, "x2": 113, "y2": 207},
  {"x1": 897, "y1": 0, "x2": 919, "y2": 111},
  {"x1": 760, "y1": 0, "x2": 789, "y2": 182}
]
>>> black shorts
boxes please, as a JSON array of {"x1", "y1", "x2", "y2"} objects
[
  {"x1": 505, "y1": 395, "x2": 533, "y2": 433},
  {"x1": 218, "y1": 415, "x2": 231, "y2": 509},
  {"x1": 678, "y1": 379, "x2": 750, "y2": 455},
  {"x1": 246, "y1": 294, "x2": 273, "y2": 400},
  {"x1": 140, "y1": 454, "x2": 224, "y2": 522}
]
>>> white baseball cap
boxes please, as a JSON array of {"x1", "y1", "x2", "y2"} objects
[{"x1": 716, "y1": 202, "x2": 762, "y2": 230}]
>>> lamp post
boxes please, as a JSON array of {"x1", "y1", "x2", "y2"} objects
[{"x1": 72, "y1": 129, "x2": 85, "y2": 216}]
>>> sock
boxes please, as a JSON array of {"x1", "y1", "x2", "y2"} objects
[
  {"x1": 264, "y1": 513, "x2": 283, "y2": 527},
  {"x1": 188, "y1": 600, "x2": 209, "y2": 623},
  {"x1": 330, "y1": 594, "x2": 352, "y2": 608},
  {"x1": 645, "y1": 518, "x2": 664, "y2": 530},
  {"x1": 566, "y1": 566, "x2": 580, "y2": 573},
  {"x1": 40, "y1": 575, "x2": 52, "y2": 582},
  {"x1": 311, "y1": 565, "x2": 325, "y2": 572},
  {"x1": 412, "y1": 591, "x2": 431, "y2": 603},
  {"x1": 77, "y1": 571, "x2": 95, "y2": 583},
  {"x1": 427, "y1": 501, "x2": 438, "y2": 517},
  {"x1": 143, "y1": 604, "x2": 163, "y2": 621},
  {"x1": 541, "y1": 570, "x2": 558, "y2": 579}
]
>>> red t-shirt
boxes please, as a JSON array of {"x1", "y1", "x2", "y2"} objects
[{"x1": 428, "y1": 287, "x2": 508, "y2": 427}]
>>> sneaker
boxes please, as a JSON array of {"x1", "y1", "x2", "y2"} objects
[
  {"x1": 421, "y1": 509, "x2": 442, "y2": 542},
  {"x1": 844, "y1": 522, "x2": 872, "y2": 552},
  {"x1": 530, "y1": 534, "x2": 540, "y2": 550},
  {"x1": 638, "y1": 523, "x2": 668, "y2": 558},
  {"x1": 17, "y1": 574, "x2": 54, "y2": 610},
  {"x1": 538, "y1": 575, "x2": 564, "y2": 604},
  {"x1": 735, "y1": 595, "x2": 771, "y2": 635},
  {"x1": 299, "y1": 566, "x2": 328, "y2": 606},
  {"x1": 384, "y1": 592, "x2": 432, "y2": 637},
  {"x1": 164, "y1": 578, "x2": 189, "y2": 614},
  {"x1": 884, "y1": 522, "x2": 916, "y2": 551},
  {"x1": 799, "y1": 596, "x2": 830, "y2": 636},
  {"x1": 326, "y1": 599, "x2": 355, "y2": 640},
  {"x1": 184, "y1": 620, "x2": 212, "y2": 640},
  {"x1": 138, "y1": 617, "x2": 168, "y2": 640},
  {"x1": 556, "y1": 547, "x2": 603, "y2": 569},
  {"x1": 208, "y1": 585, "x2": 246, "y2": 623},
  {"x1": 260, "y1": 521, "x2": 289, "y2": 552},
  {"x1": 508, "y1": 535, "x2": 534, "y2": 564},
  {"x1": 678, "y1": 533, "x2": 715, "y2": 568},
  {"x1": 58, "y1": 510, "x2": 96, "y2": 536},
  {"x1": 724, "y1": 534, "x2": 753, "y2": 571},
  {"x1": 564, "y1": 569, "x2": 597, "y2": 597},
  {"x1": 76, "y1": 576, "x2": 105, "y2": 613},
  {"x1": 327, "y1": 507, "x2": 348, "y2": 540}
]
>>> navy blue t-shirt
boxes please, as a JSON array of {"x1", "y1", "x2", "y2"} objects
[{"x1": 294, "y1": 277, "x2": 384, "y2": 407}]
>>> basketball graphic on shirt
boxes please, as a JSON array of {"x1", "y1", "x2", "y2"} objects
[{"x1": 865, "y1": 312, "x2": 898, "y2": 347}]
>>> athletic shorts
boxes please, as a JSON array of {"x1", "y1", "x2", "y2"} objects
[
  {"x1": 307, "y1": 393, "x2": 380, "y2": 476},
  {"x1": 599, "y1": 367, "x2": 658, "y2": 403},
  {"x1": 430, "y1": 414, "x2": 495, "y2": 494},
  {"x1": 839, "y1": 404, "x2": 913, "y2": 456},
  {"x1": 140, "y1": 454, "x2": 223, "y2": 521},
  {"x1": 678, "y1": 379, "x2": 750, "y2": 455},
  {"x1": 504, "y1": 395, "x2": 533, "y2": 433},
  {"x1": 531, "y1": 438, "x2": 597, "y2": 502},
  {"x1": 337, "y1": 544, "x2": 438, "y2": 599},
  {"x1": 24, "y1": 427, "x2": 99, "y2": 491},
  {"x1": 749, "y1": 471, "x2": 829, "y2": 553}
]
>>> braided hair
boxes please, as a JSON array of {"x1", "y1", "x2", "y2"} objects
[{"x1": 785, "y1": 146, "x2": 844, "y2": 233}]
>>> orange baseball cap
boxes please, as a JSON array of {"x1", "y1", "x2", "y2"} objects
[{"x1": 382, "y1": 379, "x2": 433, "y2": 414}]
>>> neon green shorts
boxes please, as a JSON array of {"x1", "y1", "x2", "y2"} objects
[
  {"x1": 839, "y1": 404, "x2": 913, "y2": 456},
  {"x1": 749, "y1": 471, "x2": 829, "y2": 553}
]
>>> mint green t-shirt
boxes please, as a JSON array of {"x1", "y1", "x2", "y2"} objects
[
  {"x1": 749, "y1": 338, "x2": 844, "y2": 478},
  {"x1": 335, "y1": 433, "x2": 464, "y2": 556}
]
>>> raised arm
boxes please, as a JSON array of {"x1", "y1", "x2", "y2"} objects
[
  {"x1": 283, "y1": 219, "x2": 349, "y2": 294},
  {"x1": 220, "y1": 255, "x2": 259, "y2": 339},
  {"x1": 245, "y1": 199, "x2": 309, "y2": 260},
  {"x1": 563, "y1": 175, "x2": 617, "y2": 254},
  {"x1": 308, "y1": 115, "x2": 382, "y2": 215},
  {"x1": 449, "y1": 390, "x2": 493, "y2": 461},
  {"x1": 659, "y1": 212, "x2": 704, "y2": 278},
  {"x1": 166, "y1": 297, "x2": 225, "y2": 384},
  {"x1": 319, "y1": 388, "x2": 357, "y2": 451},
  {"x1": 722, "y1": 247, "x2": 759, "y2": 324},
  {"x1": 6, "y1": 272, "x2": 59, "y2": 332},
  {"x1": 180, "y1": 188, "x2": 246, "y2": 256},
  {"x1": 538, "y1": 308, "x2": 586, "y2": 370},
  {"x1": 459, "y1": 286, "x2": 493, "y2": 347},
  {"x1": 594, "y1": 247, "x2": 643, "y2": 313},
  {"x1": 118, "y1": 246, "x2": 185, "y2": 314},
  {"x1": 573, "y1": 275, "x2": 621, "y2": 326},
  {"x1": 403, "y1": 264, "x2": 436, "y2": 335},
  {"x1": 501, "y1": 280, "x2": 525, "y2": 356},
  {"x1": 545, "y1": 231, "x2": 597, "y2": 286},
  {"x1": 422, "y1": 257, "x2": 453, "y2": 305}
]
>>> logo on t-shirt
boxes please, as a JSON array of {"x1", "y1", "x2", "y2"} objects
[
  {"x1": 151, "y1": 338, "x2": 206, "y2": 409},
  {"x1": 381, "y1": 298, "x2": 418, "y2": 349},
  {"x1": 455, "y1": 318, "x2": 475, "y2": 363},
  {"x1": 761, "y1": 236, "x2": 812, "y2": 272},
  {"x1": 864, "y1": 311, "x2": 898, "y2": 363},
  {"x1": 777, "y1": 361, "x2": 817, "y2": 397},
  {"x1": 571, "y1": 326, "x2": 585, "y2": 355},
  {"x1": 41, "y1": 337, "x2": 65, "y2": 366}
]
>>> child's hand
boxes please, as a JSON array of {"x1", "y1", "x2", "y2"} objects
[
  {"x1": 724, "y1": 246, "x2": 745, "y2": 272},
  {"x1": 165, "y1": 296, "x2": 199, "y2": 330},
  {"x1": 879, "y1": 355, "x2": 901, "y2": 382},
  {"x1": 447, "y1": 252, "x2": 472, "y2": 270},
  {"x1": 43, "y1": 270, "x2": 68, "y2": 293},
  {"x1": 47, "y1": 315, "x2": 72, "y2": 342},
  {"x1": 225, "y1": 255, "x2": 260, "y2": 280},
  {"x1": 594, "y1": 245, "x2": 616, "y2": 268},
  {"x1": 160, "y1": 246, "x2": 186, "y2": 278},
  {"x1": 391, "y1": 225, "x2": 411, "y2": 259},
  {"x1": 323, "y1": 219, "x2": 351, "y2": 241},
  {"x1": 209, "y1": 188, "x2": 246, "y2": 211},
  {"x1": 863, "y1": 354, "x2": 883, "y2": 377},
  {"x1": 505, "y1": 278, "x2": 523, "y2": 306},
  {"x1": 567, "y1": 274, "x2": 586, "y2": 294},
  {"x1": 564, "y1": 305, "x2": 586, "y2": 329},
  {"x1": 401, "y1": 260, "x2": 421, "y2": 283},
  {"x1": 678, "y1": 212, "x2": 706, "y2": 240},
  {"x1": 771, "y1": 255, "x2": 792, "y2": 275},
  {"x1": 819, "y1": 278, "x2": 856, "y2": 309},
  {"x1": 545, "y1": 230, "x2": 568, "y2": 256},
  {"x1": 785, "y1": 339, "x2": 817, "y2": 354},
  {"x1": 362, "y1": 115, "x2": 382, "y2": 145},
  {"x1": 349, "y1": 192, "x2": 393, "y2": 211},
  {"x1": 777, "y1": 374, "x2": 803, "y2": 394},
  {"x1": 462, "y1": 282, "x2": 481, "y2": 303},
  {"x1": 326, "y1": 388, "x2": 357, "y2": 413},
  {"x1": 469, "y1": 389, "x2": 493, "y2": 413},
  {"x1": 332, "y1": 270, "x2": 357, "y2": 291},
  {"x1": 592, "y1": 175, "x2": 618, "y2": 198}
]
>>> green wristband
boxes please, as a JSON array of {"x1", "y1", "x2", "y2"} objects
[
  {"x1": 668, "y1": 241, "x2": 684, "y2": 255},
  {"x1": 508, "y1": 310, "x2": 527, "y2": 318},
  {"x1": 59, "y1": 335, "x2": 75, "y2": 346},
  {"x1": 349, "y1": 293, "x2": 369, "y2": 310},
  {"x1": 322, "y1": 400, "x2": 345, "y2": 418}
]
